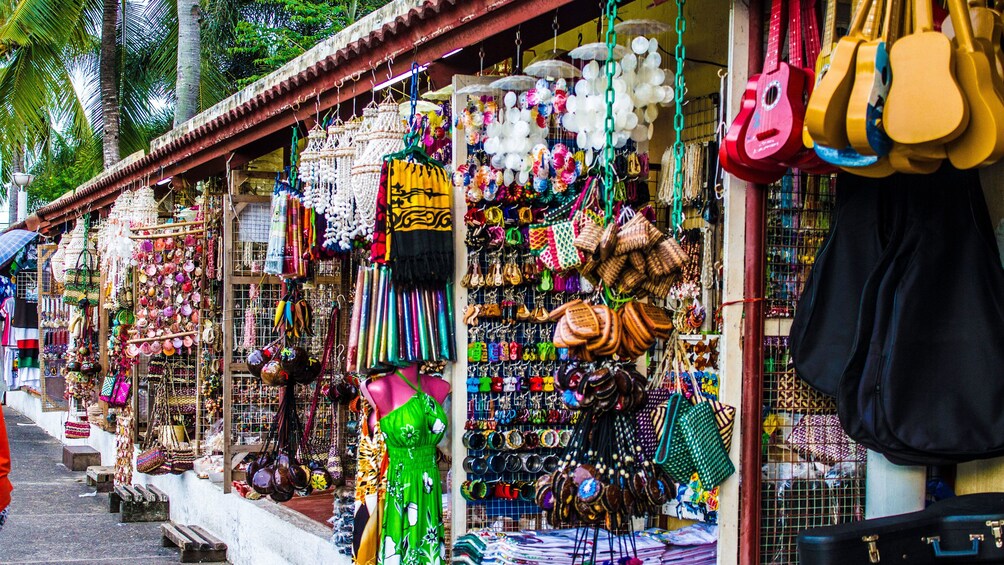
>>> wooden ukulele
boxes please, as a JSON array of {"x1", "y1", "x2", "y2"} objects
[
  {"x1": 787, "y1": 0, "x2": 826, "y2": 171},
  {"x1": 884, "y1": 0, "x2": 968, "y2": 146},
  {"x1": 846, "y1": 0, "x2": 902, "y2": 157},
  {"x1": 944, "y1": 0, "x2": 1004, "y2": 168},
  {"x1": 743, "y1": 0, "x2": 811, "y2": 166},
  {"x1": 803, "y1": 0, "x2": 838, "y2": 148},
  {"x1": 942, "y1": 0, "x2": 1004, "y2": 79},
  {"x1": 812, "y1": 0, "x2": 895, "y2": 175},
  {"x1": 805, "y1": 0, "x2": 875, "y2": 148}
]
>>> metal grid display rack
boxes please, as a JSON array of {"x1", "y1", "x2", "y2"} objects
[
  {"x1": 221, "y1": 162, "x2": 351, "y2": 492},
  {"x1": 759, "y1": 173, "x2": 866, "y2": 565},
  {"x1": 37, "y1": 243, "x2": 69, "y2": 411}
]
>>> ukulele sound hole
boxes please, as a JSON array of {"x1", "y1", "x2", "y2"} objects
[{"x1": 762, "y1": 81, "x2": 781, "y2": 110}]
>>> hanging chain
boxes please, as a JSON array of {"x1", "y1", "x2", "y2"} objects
[
  {"x1": 602, "y1": 0, "x2": 618, "y2": 223},
  {"x1": 553, "y1": 11, "x2": 560, "y2": 51},
  {"x1": 671, "y1": 0, "x2": 688, "y2": 231},
  {"x1": 515, "y1": 28, "x2": 523, "y2": 72}
]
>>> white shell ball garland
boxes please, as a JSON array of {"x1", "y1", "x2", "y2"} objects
[
  {"x1": 563, "y1": 36, "x2": 674, "y2": 150},
  {"x1": 482, "y1": 90, "x2": 547, "y2": 187}
]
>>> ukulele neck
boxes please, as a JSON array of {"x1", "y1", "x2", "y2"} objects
[
  {"x1": 805, "y1": 0, "x2": 822, "y2": 63},
  {"x1": 822, "y1": 0, "x2": 837, "y2": 50},
  {"x1": 790, "y1": 0, "x2": 804, "y2": 67},
  {"x1": 765, "y1": 0, "x2": 786, "y2": 72}
]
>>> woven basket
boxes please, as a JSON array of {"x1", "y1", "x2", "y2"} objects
[
  {"x1": 597, "y1": 254, "x2": 628, "y2": 287},
  {"x1": 573, "y1": 214, "x2": 603, "y2": 255},
  {"x1": 618, "y1": 268, "x2": 646, "y2": 294},
  {"x1": 614, "y1": 214, "x2": 653, "y2": 256},
  {"x1": 642, "y1": 274, "x2": 675, "y2": 299}
]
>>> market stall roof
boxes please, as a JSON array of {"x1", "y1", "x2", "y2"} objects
[
  {"x1": 0, "y1": 229, "x2": 38, "y2": 271},
  {"x1": 16, "y1": 0, "x2": 592, "y2": 235}
]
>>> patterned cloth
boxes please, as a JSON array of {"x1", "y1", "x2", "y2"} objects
[
  {"x1": 0, "y1": 507, "x2": 8, "y2": 533},
  {"x1": 353, "y1": 405, "x2": 387, "y2": 565},
  {"x1": 385, "y1": 160, "x2": 453, "y2": 284}
]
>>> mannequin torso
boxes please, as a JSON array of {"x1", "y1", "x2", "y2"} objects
[{"x1": 361, "y1": 364, "x2": 451, "y2": 419}]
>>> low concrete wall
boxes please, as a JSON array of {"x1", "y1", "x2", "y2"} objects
[{"x1": 6, "y1": 391, "x2": 347, "y2": 565}]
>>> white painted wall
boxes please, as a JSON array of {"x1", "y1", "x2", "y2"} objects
[{"x1": 6, "y1": 391, "x2": 348, "y2": 565}]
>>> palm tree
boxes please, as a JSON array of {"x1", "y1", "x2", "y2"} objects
[
  {"x1": 100, "y1": 0, "x2": 119, "y2": 166},
  {"x1": 0, "y1": 0, "x2": 94, "y2": 181},
  {"x1": 174, "y1": 0, "x2": 199, "y2": 126}
]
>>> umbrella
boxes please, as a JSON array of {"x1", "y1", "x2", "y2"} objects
[{"x1": 0, "y1": 229, "x2": 39, "y2": 271}]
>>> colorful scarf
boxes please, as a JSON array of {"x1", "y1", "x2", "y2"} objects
[{"x1": 384, "y1": 159, "x2": 453, "y2": 284}]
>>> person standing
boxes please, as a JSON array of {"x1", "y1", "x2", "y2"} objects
[{"x1": 0, "y1": 407, "x2": 11, "y2": 533}]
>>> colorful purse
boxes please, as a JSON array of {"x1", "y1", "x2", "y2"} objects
[
  {"x1": 99, "y1": 376, "x2": 117, "y2": 402},
  {"x1": 167, "y1": 386, "x2": 198, "y2": 415},
  {"x1": 785, "y1": 414, "x2": 866, "y2": 464},
  {"x1": 64, "y1": 420, "x2": 91, "y2": 439},
  {"x1": 776, "y1": 369, "x2": 837, "y2": 415},
  {"x1": 108, "y1": 376, "x2": 131, "y2": 407},
  {"x1": 136, "y1": 446, "x2": 169, "y2": 475}
]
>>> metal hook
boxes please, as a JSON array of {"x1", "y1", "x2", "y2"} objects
[{"x1": 386, "y1": 58, "x2": 394, "y2": 81}]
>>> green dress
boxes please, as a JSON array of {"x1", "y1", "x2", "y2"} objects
[{"x1": 378, "y1": 372, "x2": 447, "y2": 565}]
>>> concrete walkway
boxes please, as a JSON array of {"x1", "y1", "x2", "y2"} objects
[{"x1": 0, "y1": 406, "x2": 190, "y2": 564}]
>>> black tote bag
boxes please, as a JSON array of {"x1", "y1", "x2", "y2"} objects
[
  {"x1": 839, "y1": 165, "x2": 1004, "y2": 465},
  {"x1": 790, "y1": 174, "x2": 907, "y2": 396}
]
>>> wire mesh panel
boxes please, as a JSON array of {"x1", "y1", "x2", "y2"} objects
[
  {"x1": 760, "y1": 337, "x2": 866, "y2": 565},
  {"x1": 764, "y1": 173, "x2": 836, "y2": 318},
  {"x1": 38, "y1": 244, "x2": 68, "y2": 411}
]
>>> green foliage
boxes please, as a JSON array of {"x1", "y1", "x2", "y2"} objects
[
  {"x1": 26, "y1": 132, "x2": 100, "y2": 212},
  {"x1": 225, "y1": 0, "x2": 385, "y2": 89}
]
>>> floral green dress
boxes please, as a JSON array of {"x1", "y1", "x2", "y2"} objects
[{"x1": 378, "y1": 372, "x2": 447, "y2": 565}]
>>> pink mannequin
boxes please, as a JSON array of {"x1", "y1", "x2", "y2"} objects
[{"x1": 360, "y1": 364, "x2": 451, "y2": 420}]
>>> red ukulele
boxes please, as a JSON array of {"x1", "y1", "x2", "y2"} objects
[
  {"x1": 720, "y1": 80, "x2": 787, "y2": 183},
  {"x1": 744, "y1": 0, "x2": 811, "y2": 166}
]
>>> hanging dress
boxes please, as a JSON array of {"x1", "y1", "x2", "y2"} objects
[
  {"x1": 353, "y1": 403, "x2": 387, "y2": 565},
  {"x1": 378, "y1": 371, "x2": 447, "y2": 565}
]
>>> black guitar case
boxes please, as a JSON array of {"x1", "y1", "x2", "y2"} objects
[
  {"x1": 798, "y1": 493, "x2": 1004, "y2": 564},
  {"x1": 790, "y1": 174, "x2": 907, "y2": 396},
  {"x1": 837, "y1": 166, "x2": 1004, "y2": 465}
]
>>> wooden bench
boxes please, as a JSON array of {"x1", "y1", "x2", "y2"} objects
[
  {"x1": 62, "y1": 445, "x2": 100, "y2": 471},
  {"x1": 109, "y1": 484, "x2": 170, "y2": 522},
  {"x1": 85, "y1": 466, "x2": 115, "y2": 493},
  {"x1": 161, "y1": 522, "x2": 228, "y2": 563}
]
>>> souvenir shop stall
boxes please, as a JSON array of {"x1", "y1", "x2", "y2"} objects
[
  {"x1": 217, "y1": 0, "x2": 741, "y2": 561},
  {"x1": 722, "y1": 0, "x2": 1004, "y2": 563},
  {"x1": 0, "y1": 232, "x2": 40, "y2": 396}
]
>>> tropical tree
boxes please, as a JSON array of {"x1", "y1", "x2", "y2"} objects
[
  {"x1": 100, "y1": 0, "x2": 119, "y2": 165},
  {"x1": 174, "y1": 0, "x2": 200, "y2": 125}
]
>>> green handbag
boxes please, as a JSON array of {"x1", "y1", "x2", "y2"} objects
[
  {"x1": 654, "y1": 393, "x2": 694, "y2": 483},
  {"x1": 677, "y1": 401, "x2": 735, "y2": 489},
  {"x1": 654, "y1": 393, "x2": 735, "y2": 489}
]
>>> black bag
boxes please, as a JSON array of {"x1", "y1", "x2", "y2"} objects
[
  {"x1": 836, "y1": 166, "x2": 1004, "y2": 465},
  {"x1": 798, "y1": 493, "x2": 1004, "y2": 564},
  {"x1": 790, "y1": 174, "x2": 907, "y2": 397}
]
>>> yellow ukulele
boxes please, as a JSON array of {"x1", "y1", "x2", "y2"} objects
[
  {"x1": 942, "y1": 0, "x2": 1003, "y2": 78},
  {"x1": 803, "y1": 0, "x2": 839, "y2": 148},
  {"x1": 846, "y1": 0, "x2": 902, "y2": 157},
  {"x1": 884, "y1": 0, "x2": 948, "y2": 173},
  {"x1": 805, "y1": 0, "x2": 875, "y2": 148},
  {"x1": 945, "y1": 0, "x2": 1004, "y2": 168},
  {"x1": 884, "y1": 0, "x2": 969, "y2": 146}
]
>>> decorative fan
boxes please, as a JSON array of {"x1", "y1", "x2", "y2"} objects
[
  {"x1": 525, "y1": 60, "x2": 581, "y2": 80},
  {"x1": 614, "y1": 19, "x2": 672, "y2": 37},
  {"x1": 488, "y1": 74, "x2": 537, "y2": 91},
  {"x1": 569, "y1": 42, "x2": 627, "y2": 61}
]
